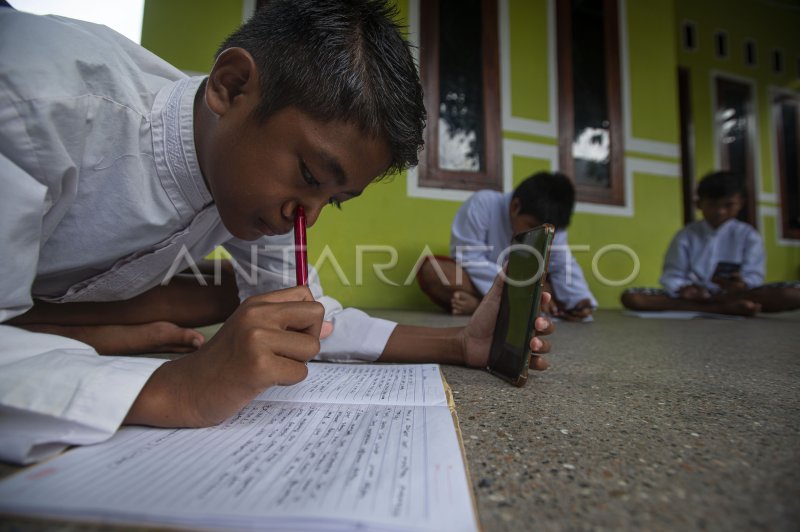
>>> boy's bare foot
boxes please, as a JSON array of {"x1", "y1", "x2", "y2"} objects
[
  {"x1": 719, "y1": 300, "x2": 761, "y2": 317},
  {"x1": 19, "y1": 321, "x2": 205, "y2": 356},
  {"x1": 451, "y1": 290, "x2": 481, "y2": 315}
]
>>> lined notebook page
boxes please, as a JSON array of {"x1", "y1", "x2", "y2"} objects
[{"x1": 0, "y1": 363, "x2": 477, "y2": 532}]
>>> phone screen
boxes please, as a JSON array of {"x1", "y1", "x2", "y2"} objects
[
  {"x1": 487, "y1": 224, "x2": 555, "y2": 386},
  {"x1": 713, "y1": 261, "x2": 741, "y2": 279}
]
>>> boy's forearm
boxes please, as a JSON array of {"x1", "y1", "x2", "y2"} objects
[{"x1": 378, "y1": 324, "x2": 465, "y2": 365}]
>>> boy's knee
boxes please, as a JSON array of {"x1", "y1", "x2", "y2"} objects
[{"x1": 418, "y1": 258, "x2": 447, "y2": 289}]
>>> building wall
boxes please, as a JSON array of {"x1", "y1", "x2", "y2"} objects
[
  {"x1": 675, "y1": 0, "x2": 800, "y2": 280},
  {"x1": 140, "y1": 0, "x2": 797, "y2": 310}
]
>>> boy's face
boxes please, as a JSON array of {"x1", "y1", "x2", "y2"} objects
[
  {"x1": 202, "y1": 105, "x2": 391, "y2": 241},
  {"x1": 509, "y1": 198, "x2": 540, "y2": 235},
  {"x1": 696, "y1": 194, "x2": 743, "y2": 229}
]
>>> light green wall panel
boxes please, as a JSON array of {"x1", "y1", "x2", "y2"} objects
[
  {"x1": 511, "y1": 154, "x2": 553, "y2": 189},
  {"x1": 141, "y1": 0, "x2": 242, "y2": 73},
  {"x1": 309, "y1": 173, "x2": 461, "y2": 311},
  {"x1": 626, "y1": 0, "x2": 680, "y2": 144},
  {"x1": 761, "y1": 216, "x2": 800, "y2": 281},
  {"x1": 569, "y1": 172, "x2": 683, "y2": 307},
  {"x1": 508, "y1": 0, "x2": 550, "y2": 122}
]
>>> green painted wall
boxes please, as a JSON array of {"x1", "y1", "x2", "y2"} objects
[
  {"x1": 675, "y1": 0, "x2": 800, "y2": 281},
  {"x1": 141, "y1": 0, "x2": 242, "y2": 73},
  {"x1": 140, "y1": 0, "x2": 797, "y2": 311}
]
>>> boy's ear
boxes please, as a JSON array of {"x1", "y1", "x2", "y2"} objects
[
  {"x1": 509, "y1": 197, "x2": 521, "y2": 217},
  {"x1": 205, "y1": 47, "x2": 259, "y2": 116}
]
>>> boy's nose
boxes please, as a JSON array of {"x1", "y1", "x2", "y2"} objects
[{"x1": 303, "y1": 202, "x2": 325, "y2": 228}]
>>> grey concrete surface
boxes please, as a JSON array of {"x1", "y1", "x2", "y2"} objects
[
  {"x1": 371, "y1": 309, "x2": 800, "y2": 532},
  {"x1": 1, "y1": 309, "x2": 799, "y2": 532}
]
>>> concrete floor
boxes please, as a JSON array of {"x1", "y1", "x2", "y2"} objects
[
  {"x1": 370, "y1": 308, "x2": 800, "y2": 532},
  {"x1": 1, "y1": 309, "x2": 799, "y2": 531}
]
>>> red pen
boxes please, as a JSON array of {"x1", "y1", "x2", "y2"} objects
[{"x1": 294, "y1": 206, "x2": 308, "y2": 286}]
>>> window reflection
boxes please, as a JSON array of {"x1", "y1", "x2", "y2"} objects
[
  {"x1": 571, "y1": 0, "x2": 611, "y2": 188},
  {"x1": 437, "y1": 0, "x2": 486, "y2": 172}
]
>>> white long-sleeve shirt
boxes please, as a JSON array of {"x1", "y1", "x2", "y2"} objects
[
  {"x1": 0, "y1": 10, "x2": 395, "y2": 465},
  {"x1": 450, "y1": 190, "x2": 597, "y2": 310},
  {"x1": 659, "y1": 218, "x2": 765, "y2": 295}
]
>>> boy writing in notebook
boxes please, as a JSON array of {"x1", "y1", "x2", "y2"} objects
[
  {"x1": 0, "y1": 1, "x2": 553, "y2": 465},
  {"x1": 621, "y1": 171, "x2": 800, "y2": 315},
  {"x1": 418, "y1": 171, "x2": 597, "y2": 320}
]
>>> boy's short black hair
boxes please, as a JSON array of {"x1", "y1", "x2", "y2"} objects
[
  {"x1": 217, "y1": 0, "x2": 425, "y2": 176},
  {"x1": 696, "y1": 171, "x2": 746, "y2": 200},
  {"x1": 512, "y1": 171, "x2": 575, "y2": 229}
]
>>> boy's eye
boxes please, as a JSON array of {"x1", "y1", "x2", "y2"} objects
[
  {"x1": 301, "y1": 161, "x2": 320, "y2": 188},
  {"x1": 328, "y1": 198, "x2": 342, "y2": 210}
]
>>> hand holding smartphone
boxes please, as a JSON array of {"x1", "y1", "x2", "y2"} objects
[{"x1": 487, "y1": 224, "x2": 555, "y2": 386}]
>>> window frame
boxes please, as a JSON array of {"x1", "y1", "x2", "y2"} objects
[
  {"x1": 556, "y1": 0, "x2": 625, "y2": 206},
  {"x1": 418, "y1": 0, "x2": 502, "y2": 192},
  {"x1": 774, "y1": 92, "x2": 800, "y2": 240},
  {"x1": 713, "y1": 75, "x2": 757, "y2": 227}
]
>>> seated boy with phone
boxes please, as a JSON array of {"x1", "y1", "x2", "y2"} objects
[
  {"x1": 417, "y1": 172, "x2": 597, "y2": 321},
  {"x1": 621, "y1": 171, "x2": 800, "y2": 316}
]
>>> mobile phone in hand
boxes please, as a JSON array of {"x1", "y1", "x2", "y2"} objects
[
  {"x1": 713, "y1": 261, "x2": 741, "y2": 280},
  {"x1": 487, "y1": 224, "x2": 555, "y2": 387}
]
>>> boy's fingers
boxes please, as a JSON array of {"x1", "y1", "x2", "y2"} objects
[
  {"x1": 530, "y1": 337, "x2": 551, "y2": 354},
  {"x1": 530, "y1": 355, "x2": 550, "y2": 371},
  {"x1": 259, "y1": 329, "x2": 321, "y2": 362},
  {"x1": 320, "y1": 320, "x2": 334, "y2": 339},
  {"x1": 534, "y1": 316, "x2": 554, "y2": 335},
  {"x1": 262, "y1": 355, "x2": 310, "y2": 386},
  {"x1": 250, "y1": 285, "x2": 316, "y2": 304},
  {"x1": 245, "y1": 300, "x2": 325, "y2": 338}
]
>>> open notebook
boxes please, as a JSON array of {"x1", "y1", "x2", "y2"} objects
[{"x1": 0, "y1": 363, "x2": 478, "y2": 531}]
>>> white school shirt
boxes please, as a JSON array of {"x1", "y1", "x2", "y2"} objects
[
  {"x1": 0, "y1": 10, "x2": 395, "y2": 465},
  {"x1": 450, "y1": 190, "x2": 597, "y2": 309},
  {"x1": 659, "y1": 218, "x2": 764, "y2": 295}
]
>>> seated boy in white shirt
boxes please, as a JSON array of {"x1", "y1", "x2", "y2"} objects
[
  {"x1": 417, "y1": 172, "x2": 597, "y2": 321},
  {"x1": 621, "y1": 171, "x2": 800, "y2": 316}
]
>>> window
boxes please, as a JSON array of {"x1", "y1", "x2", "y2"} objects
[
  {"x1": 681, "y1": 21, "x2": 696, "y2": 52},
  {"x1": 418, "y1": 0, "x2": 501, "y2": 191},
  {"x1": 678, "y1": 67, "x2": 695, "y2": 225},
  {"x1": 556, "y1": 0, "x2": 624, "y2": 205},
  {"x1": 744, "y1": 40, "x2": 757, "y2": 67},
  {"x1": 715, "y1": 77, "x2": 756, "y2": 226},
  {"x1": 714, "y1": 31, "x2": 728, "y2": 59},
  {"x1": 774, "y1": 94, "x2": 800, "y2": 239},
  {"x1": 772, "y1": 48, "x2": 784, "y2": 74}
]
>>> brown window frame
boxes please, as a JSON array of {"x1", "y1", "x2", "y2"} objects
[
  {"x1": 418, "y1": 0, "x2": 502, "y2": 191},
  {"x1": 774, "y1": 93, "x2": 800, "y2": 240},
  {"x1": 556, "y1": 0, "x2": 625, "y2": 206}
]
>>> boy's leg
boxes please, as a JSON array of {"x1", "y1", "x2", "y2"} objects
[
  {"x1": 735, "y1": 282, "x2": 800, "y2": 313},
  {"x1": 621, "y1": 287, "x2": 761, "y2": 316},
  {"x1": 417, "y1": 256, "x2": 482, "y2": 313},
  {"x1": 8, "y1": 260, "x2": 240, "y2": 354}
]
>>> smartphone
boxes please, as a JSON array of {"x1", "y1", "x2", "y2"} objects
[
  {"x1": 487, "y1": 224, "x2": 555, "y2": 387},
  {"x1": 713, "y1": 261, "x2": 741, "y2": 280}
]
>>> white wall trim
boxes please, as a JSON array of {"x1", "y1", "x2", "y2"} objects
[
  {"x1": 406, "y1": 166, "x2": 475, "y2": 202},
  {"x1": 618, "y1": 0, "x2": 680, "y2": 159},
  {"x1": 502, "y1": 139, "x2": 559, "y2": 193},
  {"x1": 573, "y1": 157, "x2": 680, "y2": 217},
  {"x1": 499, "y1": 0, "x2": 557, "y2": 138},
  {"x1": 760, "y1": 206, "x2": 800, "y2": 247},
  {"x1": 760, "y1": 193, "x2": 779, "y2": 204}
]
